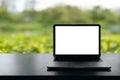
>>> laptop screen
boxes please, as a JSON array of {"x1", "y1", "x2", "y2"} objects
[{"x1": 54, "y1": 24, "x2": 100, "y2": 55}]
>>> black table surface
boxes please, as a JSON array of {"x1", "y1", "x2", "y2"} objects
[{"x1": 0, "y1": 53, "x2": 119, "y2": 76}]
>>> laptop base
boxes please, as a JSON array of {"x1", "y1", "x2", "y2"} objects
[{"x1": 47, "y1": 60, "x2": 111, "y2": 71}]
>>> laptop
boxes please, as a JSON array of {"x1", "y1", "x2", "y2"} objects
[{"x1": 47, "y1": 24, "x2": 111, "y2": 71}]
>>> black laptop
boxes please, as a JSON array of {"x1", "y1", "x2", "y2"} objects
[{"x1": 47, "y1": 24, "x2": 111, "y2": 71}]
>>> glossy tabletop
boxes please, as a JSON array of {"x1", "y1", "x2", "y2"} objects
[{"x1": 0, "y1": 54, "x2": 119, "y2": 76}]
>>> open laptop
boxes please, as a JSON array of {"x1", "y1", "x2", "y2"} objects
[{"x1": 47, "y1": 24, "x2": 111, "y2": 71}]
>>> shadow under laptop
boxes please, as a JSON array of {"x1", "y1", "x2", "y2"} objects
[{"x1": 49, "y1": 70, "x2": 110, "y2": 76}]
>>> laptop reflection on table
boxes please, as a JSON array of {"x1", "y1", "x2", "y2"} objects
[{"x1": 47, "y1": 24, "x2": 111, "y2": 71}]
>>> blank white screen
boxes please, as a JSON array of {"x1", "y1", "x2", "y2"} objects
[{"x1": 55, "y1": 26, "x2": 99, "y2": 55}]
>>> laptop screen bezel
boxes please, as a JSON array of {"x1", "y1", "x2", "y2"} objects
[{"x1": 53, "y1": 24, "x2": 101, "y2": 58}]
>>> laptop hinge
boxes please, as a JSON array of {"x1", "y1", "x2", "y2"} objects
[{"x1": 54, "y1": 56, "x2": 100, "y2": 61}]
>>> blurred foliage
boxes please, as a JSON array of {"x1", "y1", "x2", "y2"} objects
[
  {"x1": 0, "y1": 32, "x2": 53, "y2": 54},
  {"x1": 101, "y1": 34, "x2": 120, "y2": 54},
  {"x1": 0, "y1": 5, "x2": 120, "y2": 54},
  {"x1": 0, "y1": 5, "x2": 119, "y2": 25}
]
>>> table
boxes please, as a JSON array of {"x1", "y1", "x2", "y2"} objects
[{"x1": 0, "y1": 54, "x2": 119, "y2": 76}]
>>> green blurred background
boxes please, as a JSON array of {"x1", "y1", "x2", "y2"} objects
[{"x1": 0, "y1": 0, "x2": 120, "y2": 54}]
